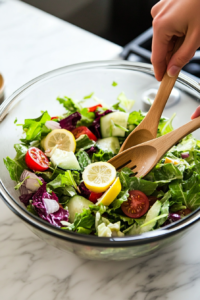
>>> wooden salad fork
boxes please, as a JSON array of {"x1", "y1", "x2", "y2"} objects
[
  {"x1": 119, "y1": 37, "x2": 184, "y2": 153},
  {"x1": 108, "y1": 115, "x2": 200, "y2": 178}
]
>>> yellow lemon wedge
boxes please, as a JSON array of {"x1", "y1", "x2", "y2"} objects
[
  {"x1": 83, "y1": 162, "x2": 116, "y2": 193},
  {"x1": 42, "y1": 129, "x2": 76, "y2": 152},
  {"x1": 97, "y1": 177, "x2": 121, "y2": 206}
]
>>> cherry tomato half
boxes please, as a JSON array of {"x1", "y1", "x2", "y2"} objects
[
  {"x1": 121, "y1": 190, "x2": 149, "y2": 218},
  {"x1": 88, "y1": 104, "x2": 102, "y2": 112},
  {"x1": 89, "y1": 192, "x2": 103, "y2": 203},
  {"x1": 72, "y1": 126, "x2": 97, "y2": 141},
  {"x1": 51, "y1": 116, "x2": 58, "y2": 120},
  {"x1": 25, "y1": 147, "x2": 50, "y2": 171}
]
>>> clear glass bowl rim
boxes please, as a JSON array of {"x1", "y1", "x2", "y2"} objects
[{"x1": 0, "y1": 60, "x2": 199, "y2": 247}]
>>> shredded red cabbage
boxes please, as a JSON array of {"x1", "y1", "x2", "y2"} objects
[
  {"x1": 59, "y1": 112, "x2": 81, "y2": 131},
  {"x1": 168, "y1": 213, "x2": 181, "y2": 222},
  {"x1": 89, "y1": 110, "x2": 112, "y2": 139},
  {"x1": 19, "y1": 193, "x2": 34, "y2": 206},
  {"x1": 31, "y1": 183, "x2": 69, "y2": 227},
  {"x1": 162, "y1": 212, "x2": 181, "y2": 227},
  {"x1": 86, "y1": 146, "x2": 98, "y2": 156},
  {"x1": 78, "y1": 182, "x2": 91, "y2": 199}
]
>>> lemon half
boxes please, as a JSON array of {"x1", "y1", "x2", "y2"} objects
[
  {"x1": 42, "y1": 129, "x2": 76, "y2": 152},
  {"x1": 83, "y1": 162, "x2": 116, "y2": 193},
  {"x1": 97, "y1": 177, "x2": 121, "y2": 206}
]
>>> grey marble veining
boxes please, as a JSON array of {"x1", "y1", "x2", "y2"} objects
[
  {"x1": 0, "y1": 215, "x2": 199, "y2": 300},
  {"x1": 0, "y1": 1, "x2": 199, "y2": 300}
]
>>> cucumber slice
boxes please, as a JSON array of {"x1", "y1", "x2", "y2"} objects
[
  {"x1": 96, "y1": 137, "x2": 120, "y2": 154},
  {"x1": 100, "y1": 112, "x2": 129, "y2": 138},
  {"x1": 140, "y1": 201, "x2": 162, "y2": 233},
  {"x1": 50, "y1": 148, "x2": 81, "y2": 170},
  {"x1": 68, "y1": 195, "x2": 93, "y2": 222}
]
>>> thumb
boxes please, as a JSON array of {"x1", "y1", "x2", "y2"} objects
[{"x1": 167, "y1": 31, "x2": 199, "y2": 77}]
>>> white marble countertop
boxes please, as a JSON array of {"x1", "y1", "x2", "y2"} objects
[{"x1": 0, "y1": 1, "x2": 199, "y2": 299}]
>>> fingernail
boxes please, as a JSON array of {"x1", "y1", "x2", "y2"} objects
[{"x1": 167, "y1": 66, "x2": 181, "y2": 77}]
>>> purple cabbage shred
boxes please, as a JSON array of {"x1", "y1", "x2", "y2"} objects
[
  {"x1": 168, "y1": 213, "x2": 181, "y2": 222},
  {"x1": 19, "y1": 193, "x2": 34, "y2": 206},
  {"x1": 59, "y1": 112, "x2": 81, "y2": 131},
  {"x1": 31, "y1": 183, "x2": 69, "y2": 227},
  {"x1": 78, "y1": 182, "x2": 91, "y2": 199},
  {"x1": 89, "y1": 110, "x2": 112, "y2": 139},
  {"x1": 86, "y1": 146, "x2": 98, "y2": 156},
  {"x1": 162, "y1": 212, "x2": 181, "y2": 227}
]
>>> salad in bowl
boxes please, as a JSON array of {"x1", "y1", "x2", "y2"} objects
[{"x1": 4, "y1": 92, "x2": 200, "y2": 238}]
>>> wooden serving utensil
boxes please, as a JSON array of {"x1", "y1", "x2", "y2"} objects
[
  {"x1": 0, "y1": 73, "x2": 5, "y2": 104},
  {"x1": 108, "y1": 116, "x2": 200, "y2": 178},
  {"x1": 119, "y1": 37, "x2": 184, "y2": 153}
]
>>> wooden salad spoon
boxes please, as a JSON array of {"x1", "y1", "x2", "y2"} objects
[
  {"x1": 0, "y1": 73, "x2": 5, "y2": 103},
  {"x1": 108, "y1": 115, "x2": 200, "y2": 178},
  {"x1": 119, "y1": 37, "x2": 184, "y2": 153}
]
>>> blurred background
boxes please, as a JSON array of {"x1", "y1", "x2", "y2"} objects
[{"x1": 21, "y1": 0, "x2": 158, "y2": 46}]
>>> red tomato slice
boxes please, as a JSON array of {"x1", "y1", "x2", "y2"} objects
[
  {"x1": 25, "y1": 147, "x2": 50, "y2": 171},
  {"x1": 121, "y1": 190, "x2": 149, "y2": 218},
  {"x1": 51, "y1": 116, "x2": 58, "y2": 120},
  {"x1": 72, "y1": 126, "x2": 97, "y2": 141},
  {"x1": 89, "y1": 192, "x2": 103, "y2": 203},
  {"x1": 88, "y1": 104, "x2": 102, "y2": 112}
]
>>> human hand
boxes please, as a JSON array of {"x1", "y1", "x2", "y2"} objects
[{"x1": 151, "y1": 0, "x2": 200, "y2": 81}]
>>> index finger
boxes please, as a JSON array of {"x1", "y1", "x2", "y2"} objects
[{"x1": 151, "y1": 25, "x2": 173, "y2": 81}]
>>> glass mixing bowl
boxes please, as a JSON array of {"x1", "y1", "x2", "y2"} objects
[{"x1": 0, "y1": 61, "x2": 199, "y2": 261}]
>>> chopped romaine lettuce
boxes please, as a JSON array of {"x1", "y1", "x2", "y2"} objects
[{"x1": 76, "y1": 134, "x2": 96, "y2": 152}]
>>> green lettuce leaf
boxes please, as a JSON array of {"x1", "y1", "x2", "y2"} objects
[
  {"x1": 112, "y1": 81, "x2": 118, "y2": 87},
  {"x1": 83, "y1": 92, "x2": 94, "y2": 99},
  {"x1": 77, "y1": 108, "x2": 95, "y2": 127},
  {"x1": 118, "y1": 167, "x2": 132, "y2": 189},
  {"x1": 3, "y1": 157, "x2": 24, "y2": 182},
  {"x1": 169, "y1": 173, "x2": 200, "y2": 211},
  {"x1": 57, "y1": 96, "x2": 80, "y2": 113},
  {"x1": 14, "y1": 144, "x2": 28, "y2": 161},
  {"x1": 118, "y1": 168, "x2": 157, "y2": 195},
  {"x1": 169, "y1": 180, "x2": 187, "y2": 207},
  {"x1": 13, "y1": 143, "x2": 28, "y2": 169},
  {"x1": 27, "y1": 204, "x2": 38, "y2": 216},
  {"x1": 117, "y1": 92, "x2": 135, "y2": 112},
  {"x1": 129, "y1": 177, "x2": 157, "y2": 196},
  {"x1": 47, "y1": 171, "x2": 78, "y2": 190},
  {"x1": 76, "y1": 135, "x2": 96, "y2": 152},
  {"x1": 92, "y1": 149, "x2": 113, "y2": 163},
  {"x1": 157, "y1": 200, "x2": 169, "y2": 226},
  {"x1": 62, "y1": 208, "x2": 95, "y2": 234},
  {"x1": 112, "y1": 102, "x2": 126, "y2": 112},
  {"x1": 76, "y1": 150, "x2": 91, "y2": 170},
  {"x1": 173, "y1": 136, "x2": 197, "y2": 152},
  {"x1": 159, "y1": 190, "x2": 171, "y2": 203},
  {"x1": 111, "y1": 189, "x2": 129, "y2": 210},
  {"x1": 157, "y1": 113, "x2": 175, "y2": 136},
  {"x1": 107, "y1": 211, "x2": 135, "y2": 226},
  {"x1": 46, "y1": 171, "x2": 77, "y2": 197},
  {"x1": 145, "y1": 163, "x2": 183, "y2": 185},
  {"x1": 186, "y1": 188, "x2": 200, "y2": 210},
  {"x1": 35, "y1": 171, "x2": 53, "y2": 182},
  {"x1": 21, "y1": 111, "x2": 51, "y2": 143},
  {"x1": 128, "y1": 111, "x2": 145, "y2": 125}
]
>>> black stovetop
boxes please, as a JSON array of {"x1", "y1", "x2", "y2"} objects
[{"x1": 121, "y1": 27, "x2": 200, "y2": 82}]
